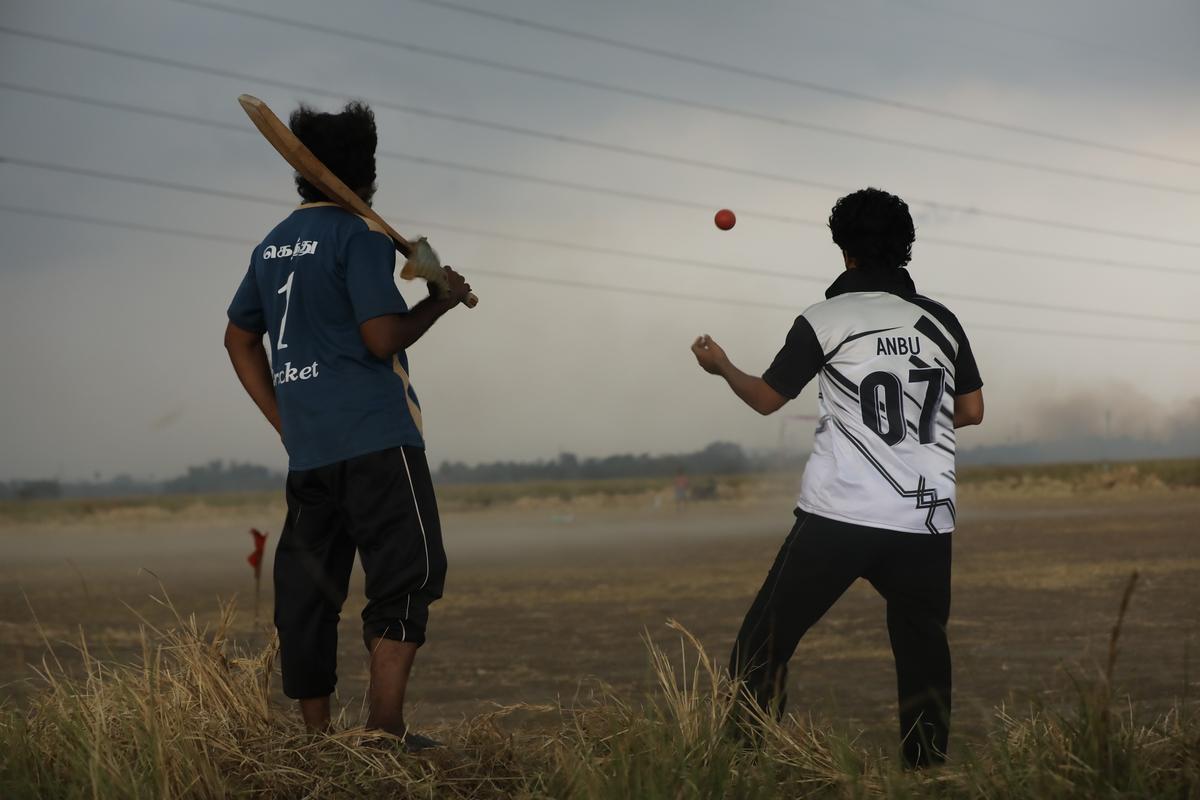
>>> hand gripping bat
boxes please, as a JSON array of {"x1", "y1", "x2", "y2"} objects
[{"x1": 237, "y1": 94, "x2": 478, "y2": 308}]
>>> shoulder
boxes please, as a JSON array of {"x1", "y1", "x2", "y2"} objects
[
  {"x1": 318, "y1": 208, "x2": 385, "y2": 266},
  {"x1": 259, "y1": 211, "x2": 301, "y2": 243},
  {"x1": 904, "y1": 294, "x2": 969, "y2": 342},
  {"x1": 796, "y1": 295, "x2": 846, "y2": 327},
  {"x1": 799, "y1": 291, "x2": 902, "y2": 339},
  {"x1": 353, "y1": 214, "x2": 387, "y2": 235},
  {"x1": 800, "y1": 290, "x2": 896, "y2": 320},
  {"x1": 290, "y1": 204, "x2": 375, "y2": 237},
  {"x1": 791, "y1": 296, "x2": 873, "y2": 359},
  {"x1": 313, "y1": 205, "x2": 373, "y2": 236},
  {"x1": 339, "y1": 211, "x2": 391, "y2": 253},
  {"x1": 781, "y1": 311, "x2": 821, "y2": 345},
  {"x1": 307, "y1": 204, "x2": 383, "y2": 237}
]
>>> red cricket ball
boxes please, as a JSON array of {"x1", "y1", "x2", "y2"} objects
[{"x1": 714, "y1": 208, "x2": 736, "y2": 230}]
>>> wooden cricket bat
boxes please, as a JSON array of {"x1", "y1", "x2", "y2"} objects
[{"x1": 237, "y1": 94, "x2": 478, "y2": 308}]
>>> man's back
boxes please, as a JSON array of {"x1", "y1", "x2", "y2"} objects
[
  {"x1": 222, "y1": 100, "x2": 475, "y2": 741},
  {"x1": 693, "y1": 186, "x2": 983, "y2": 766},
  {"x1": 228, "y1": 203, "x2": 423, "y2": 470},
  {"x1": 792, "y1": 269, "x2": 982, "y2": 534}
]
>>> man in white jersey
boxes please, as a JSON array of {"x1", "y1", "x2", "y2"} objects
[{"x1": 691, "y1": 188, "x2": 984, "y2": 767}]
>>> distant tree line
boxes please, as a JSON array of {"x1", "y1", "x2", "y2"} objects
[
  {"x1": 6, "y1": 425, "x2": 1195, "y2": 502},
  {"x1": 3, "y1": 444, "x2": 800, "y2": 501},
  {"x1": 1, "y1": 461, "x2": 286, "y2": 500},
  {"x1": 435, "y1": 441, "x2": 763, "y2": 484},
  {"x1": 0, "y1": 479, "x2": 64, "y2": 500},
  {"x1": 159, "y1": 460, "x2": 283, "y2": 494}
]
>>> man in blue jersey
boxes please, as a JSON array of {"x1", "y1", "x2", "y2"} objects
[
  {"x1": 692, "y1": 188, "x2": 984, "y2": 767},
  {"x1": 224, "y1": 102, "x2": 471, "y2": 749}
]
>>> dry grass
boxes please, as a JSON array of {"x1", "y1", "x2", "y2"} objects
[
  {"x1": 959, "y1": 458, "x2": 1200, "y2": 500},
  {"x1": 2, "y1": 576, "x2": 1196, "y2": 799}
]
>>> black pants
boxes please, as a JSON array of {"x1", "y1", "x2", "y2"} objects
[
  {"x1": 730, "y1": 509, "x2": 952, "y2": 767},
  {"x1": 274, "y1": 445, "x2": 447, "y2": 700}
]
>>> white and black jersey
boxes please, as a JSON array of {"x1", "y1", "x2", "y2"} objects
[{"x1": 763, "y1": 268, "x2": 982, "y2": 534}]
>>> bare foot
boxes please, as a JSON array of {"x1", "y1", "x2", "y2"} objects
[
  {"x1": 364, "y1": 638, "x2": 419, "y2": 732},
  {"x1": 299, "y1": 695, "x2": 332, "y2": 734}
]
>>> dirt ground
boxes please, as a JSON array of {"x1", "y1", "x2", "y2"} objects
[{"x1": 1, "y1": 487, "x2": 1197, "y2": 749}]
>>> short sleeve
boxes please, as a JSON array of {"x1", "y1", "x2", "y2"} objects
[
  {"x1": 762, "y1": 315, "x2": 825, "y2": 399},
  {"x1": 954, "y1": 331, "x2": 983, "y2": 395},
  {"x1": 345, "y1": 229, "x2": 407, "y2": 324},
  {"x1": 906, "y1": 295, "x2": 983, "y2": 396},
  {"x1": 227, "y1": 257, "x2": 266, "y2": 334}
]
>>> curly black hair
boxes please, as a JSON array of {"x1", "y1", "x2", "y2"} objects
[
  {"x1": 827, "y1": 188, "x2": 915, "y2": 271},
  {"x1": 288, "y1": 101, "x2": 378, "y2": 204}
]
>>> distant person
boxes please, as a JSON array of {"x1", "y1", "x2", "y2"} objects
[
  {"x1": 690, "y1": 188, "x2": 984, "y2": 767},
  {"x1": 674, "y1": 467, "x2": 690, "y2": 509},
  {"x1": 223, "y1": 101, "x2": 472, "y2": 750}
]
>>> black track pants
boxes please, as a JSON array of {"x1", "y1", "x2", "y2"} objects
[
  {"x1": 273, "y1": 445, "x2": 447, "y2": 700},
  {"x1": 729, "y1": 509, "x2": 952, "y2": 767}
]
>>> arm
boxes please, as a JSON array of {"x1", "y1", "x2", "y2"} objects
[
  {"x1": 948, "y1": 319, "x2": 983, "y2": 428},
  {"x1": 223, "y1": 321, "x2": 282, "y2": 435},
  {"x1": 357, "y1": 267, "x2": 472, "y2": 359},
  {"x1": 953, "y1": 388, "x2": 984, "y2": 428},
  {"x1": 691, "y1": 335, "x2": 789, "y2": 416}
]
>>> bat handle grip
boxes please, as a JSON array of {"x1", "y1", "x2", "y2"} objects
[{"x1": 463, "y1": 292, "x2": 479, "y2": 309}]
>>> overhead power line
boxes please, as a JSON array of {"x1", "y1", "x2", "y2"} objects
[
  {"x1": 375, "y1": 151, "x2": 1200, "y2": 291},
  {"x1": 159, "y1": 3, "x2": 1200, "y2": 194},
  {"x1": 9, "y1": 80, "x2": 1198, "y2": 249},
  {"x1": 2, "y1": 201, "x2": 1197, "y2": 348},
  {"x1": 20, "y1": 15, "x2": 1186, "y2": 197},
  {"x1": 0, "y1": 203, "x2": 253, "y2": 248},
  {"x1": 2, "y1": 155, "x2": 1197, "y2": 328},
  {"x1": 401, "y1": 0, "x2": 1200, "y2": 169},
  {"x1": 7, "y1": 84, "x2": 1198, "y2": 252},
  {"x1": 1, "y1": 81, "x2": 1196, "y2": 280}
]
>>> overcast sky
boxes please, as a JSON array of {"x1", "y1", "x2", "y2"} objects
[{"x1": 1, "y1": 0, "x2": 1198, "y2": 481}]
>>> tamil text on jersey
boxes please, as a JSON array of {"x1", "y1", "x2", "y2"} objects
[{"x1": 263, "y1": 240, "x2": 319, "y2": 260}]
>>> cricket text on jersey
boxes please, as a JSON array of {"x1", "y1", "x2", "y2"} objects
[
  {"x1": 227, "y1": 203, "x2": 425, "y2": 471},
  {"x1": 762, "y1": 268, "x2": 982, "y2": 534}
]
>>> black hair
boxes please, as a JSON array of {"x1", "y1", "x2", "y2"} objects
[
  {"x1": 827, "y1": 187, "x2": 915, "y2": 271},
  {"x1": 288, "y1": 101, "x2": 378, "y2": 204}
]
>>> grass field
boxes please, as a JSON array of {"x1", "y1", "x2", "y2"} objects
[
  {"x1": 2, "y1": 457, "x2": 1197, "y2": 524},
  {"x1": 1, "y1": 460, "x2": 1198, "y2": 797}
]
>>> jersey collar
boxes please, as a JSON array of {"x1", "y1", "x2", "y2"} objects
[{"x1": 825, "y1": 267, "x2": 917, "y2": 299}]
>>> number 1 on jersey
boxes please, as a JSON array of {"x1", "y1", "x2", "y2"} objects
[{"x1": 276, "y1": 271, "x2": 294, "y2": 351}]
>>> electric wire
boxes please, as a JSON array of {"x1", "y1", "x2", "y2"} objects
[
  {"x1": 2, "y1": 158, "x2": 1196, "y2": 329},
  {"x1": 8, "y1": 79, "x2": 1197, "y2": 248},
  {"x1": 402, "y1": 0, "x2": 1200, "y2": 167},
  {"x1": 7, "y1": 21, "x2": 1194, "y2": 199},
  {"x1": 2, "y1": 201, "x2": 1196, "y2": 347},
  {"x1": 1, "y1": 81, "x2": 1196, "y2": 279}
]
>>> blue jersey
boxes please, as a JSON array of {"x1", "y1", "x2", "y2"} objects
[{"x1": 227, "y1": 202, "x2": 425, "y2": 471}]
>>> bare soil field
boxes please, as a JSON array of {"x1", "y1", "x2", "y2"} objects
[{"x1": 2, "y1": 476, "x2": 1197, "y2": 755}]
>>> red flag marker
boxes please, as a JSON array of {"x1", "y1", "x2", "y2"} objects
[
  {"x1": 247, "y1": 528, "x2": 267, "y2": 575},
  {"x1": 248, "y1": 528, "x2": 268, "y2": 621}
]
